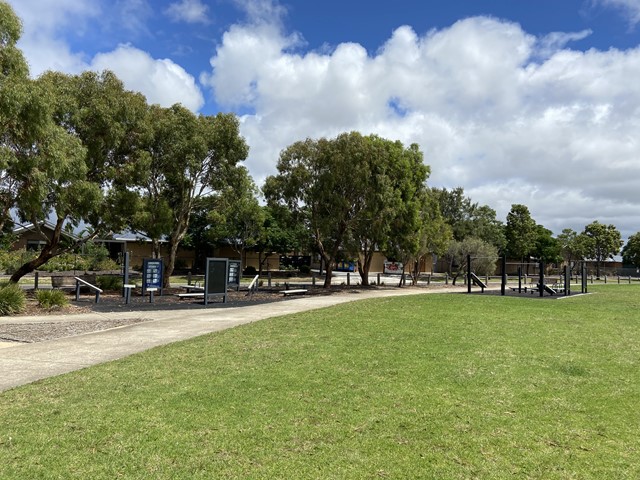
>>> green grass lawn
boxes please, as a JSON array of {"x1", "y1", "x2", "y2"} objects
[{"x1": 1, "y1": 285, "x2": 639, "y2": 479}]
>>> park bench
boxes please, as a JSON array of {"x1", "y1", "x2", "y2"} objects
[
  {"x1": 176, "y1": 292, "x2": 205, "y2": 300},
  {"x1": 281, "y1": 289, "x2": 308, "y2": 296},
  {"x1": 177, "y1": 284, "x2": 204, "y2": 292}
]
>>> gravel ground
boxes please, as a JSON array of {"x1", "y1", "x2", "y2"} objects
[
  {"x1": 0, "y1": 284, "x2": 372, "y2": 344},
  {"x1": 0, "y1": 317, "x2": 151, "y2": 344}
]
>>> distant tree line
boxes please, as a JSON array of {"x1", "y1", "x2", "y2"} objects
[{"x1": 1, "y1": 2, "x2": 638, "y2": 289}]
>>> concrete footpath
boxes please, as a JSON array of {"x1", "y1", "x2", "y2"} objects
[{"x1": 0, "y1": 288, "x2": 433, "y2": 393}]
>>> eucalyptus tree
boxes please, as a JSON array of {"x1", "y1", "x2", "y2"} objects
[
  {"x1": 622, "y1": 232, "x2": 640, "y2": 269},
  {"x1": 254, "y1": 205, "x2": 307, "y2": 274},
  {"x1": 532, "y1": 225, "x2": 562, "y2": 265},
  {"x1": 582, "y1": 221, "x2": 623, "y2": 278},
  {"x1": 432, "y1": 187, "x2": 505, "y2": 251},
  {"x1": 346, "y1": 136, "x2": 430, "y2": 286},
  {"x1": 264, "y1": 132, "x2": 370, "y2": 287},
  {"x1": 0, "y1": 0, "x2": 149, "y2": 281},
  {"x1": 8, "y1": 70, "x2": 148, "y2": 282},
  {"x1": 383, "y1": 187, "x2": 452, "y2": 286},
  {"x1": 445, "y1": 237, "x2": 498, "y2": 284},
  {"x1": 0, "y1": 1, "x2": 51, "y2": 234},
  {"x1": 133, "y1": 104, "x2": 249, "y2": 286},
  {"x1": 264, "y1": 132, "x2": 431, "y2": 288},
  {"x1": 557, "y1": 228, "x2": 590, "y2": 271},
  {"x1": 206, "y1": 166, "x2": 265, "y2": 269},
  {"x1": 505, "y1": 204, "x2": 537, "y2": 263}
]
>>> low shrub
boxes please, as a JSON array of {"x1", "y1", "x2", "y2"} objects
[
  {"x1": 0, "y1": 249, "x2": 37, "y2": 275},
  {"x1": 299, "y1": 265, "x2": 311, "y2": 274},
  {"x1": 35, "y1": 289, "x2": 69, "y2": 309},
  {"x1": 0, "y1": 282, "x2": 26, "y2": 315},
  {"x1": 96, "y1": 276, "x2": 122, "y2": 291},
  {"x1": 243, "y1": 265, "x2": 257, "y2": 276}
]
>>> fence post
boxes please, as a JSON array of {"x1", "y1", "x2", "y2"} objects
[
  {"x1": 630, "y1": 276, "x2": 632, "y2": 285},
  {"x1": 34, "y1": 271, "x2": 39, "y2": 290},
  {"x1": 268, "y1": 272, "x2": 272, "y2": 287},
  {"x1": 445, "y1": 273, "x2": 449, "y2": 285},
  {"x1": 604, "y1": 275, "x2": 607, "y2": 284},
  {"x1": 347, "y1": 272, "x2": 350, "y2": 286}
]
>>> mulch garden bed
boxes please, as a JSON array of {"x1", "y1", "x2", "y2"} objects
[{"x1": 0, "y1": 284, "x2": 373, "y2": 344}]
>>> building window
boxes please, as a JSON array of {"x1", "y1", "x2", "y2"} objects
[{"x1": 26, "y1": 240, "x2": 47, "y2": 251}]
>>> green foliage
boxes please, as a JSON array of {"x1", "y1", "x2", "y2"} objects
[
  {"x1": 582, "y1": 221, "x2": 623, "y2": 277},
  {"x1": 446, "y1": 237, "x2": 498, "y2": 279},
  {"x1": 265, "y1": 132, "x2": 431, "y2": 287},
  {"x1": 432, "y1": 187, "x2": 505, "y2": 251},
  {"x1": 0, "y1": 248, "x2": 36, "y2": 274},
  {"x1": 298, "y1": 264, "x2": 311, "y2": 274},
  {"x1": 96, "y1": 276, "x2": 122, "y2": 291},
  {"x1": 35, "y1": 289, "x2": 69, "y2": 309},
  {"x1": 533, "y1": 224, "x2": 562, "y2": 264},
  {"x1": 557, "y1": 228, "x2": 590, "y2": 268},
  {"x1": 505, "y1": 204, "x2": 537, "y2": 260},
  {"x1": 35, "y1": 245, "x2": 117, "y2": 272},
  {"x1": 622, "y1": 232, "x2": 640, "y2": 268},
  {"x1": 132, "y1": 104, "x2": 249, "y2": 285},
  {"x1": 207, "y1": 166, "x2": 264, "y2": 255},
  {"x1": 0, "y1": 281, "x2": 25, "y2": 315},
  {"x1": 243, "y1": 265, "x2": 257, "y2": 276}
]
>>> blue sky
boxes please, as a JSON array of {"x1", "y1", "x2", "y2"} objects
[{"x1": 7, "y1": 0, "x2": 640, "y2": 241}]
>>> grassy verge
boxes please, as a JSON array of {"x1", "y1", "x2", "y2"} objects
[{"x1": 1, "y1": 285, "x2": 639, "y2": 478}]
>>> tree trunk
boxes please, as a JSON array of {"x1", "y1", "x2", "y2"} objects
[
  {"x1": 163, "y1": 238, "x2": 181, "y2": 288},
  {"x1": 9, "y1": 217, "x2": 79, "y2": 283},
  {"x1": 10, "y1": 249, "x2": 57, "y2": 283},
  {"x1": 358, "y1": 250, "x2": 374, "y2": 286},
  {"x1": 323, "y1": 262, "x2": 334, "y2": 288}
]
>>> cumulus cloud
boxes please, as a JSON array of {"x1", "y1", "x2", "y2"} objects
[
  {"x1": 91, "y1": 44, "x2": 205, "y2": 111},
  {"x1": 6, "y1": 0, "x2": 205, "y2": 111},
  {"x1": 8, "y1": 0, "x2": 101, "y2": 74},
  {"x1": 165, "y1": 0, "x2": 210, "y2": 24},
  {"x1": 202, "y1": 14, "x2": 640, "y2": 238}
]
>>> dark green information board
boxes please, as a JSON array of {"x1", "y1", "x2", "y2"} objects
[{"x1": 205, "y1": 258, "x2": 228, "y2": 304}]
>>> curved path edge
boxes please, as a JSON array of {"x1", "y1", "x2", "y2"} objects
[{"x1": 0, "y1": 287, "x2": 454, "y2": 393}]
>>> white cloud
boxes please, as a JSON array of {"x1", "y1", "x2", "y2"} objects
[
  {"x1": 6, "y1": 0, "x2": 205, "y2": 111},
  {"x1": 8, "y1": 0, "x2": 101, "y2": 75},
  {"x1": 537, "y1": 29, "x2": 593, "y2": 58},
  {"x1": 114, "y1": 0, "x2": 153, "y2": 34},
  {"x1": 165, "y1": 0, "x2": 210, "y2": 24},
  {"x1": 91, "y1": 44, "x2": 205, "y2": 111},
  {"x1": 202, "y1": 14, "x2": 640, "y2": 239}
]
